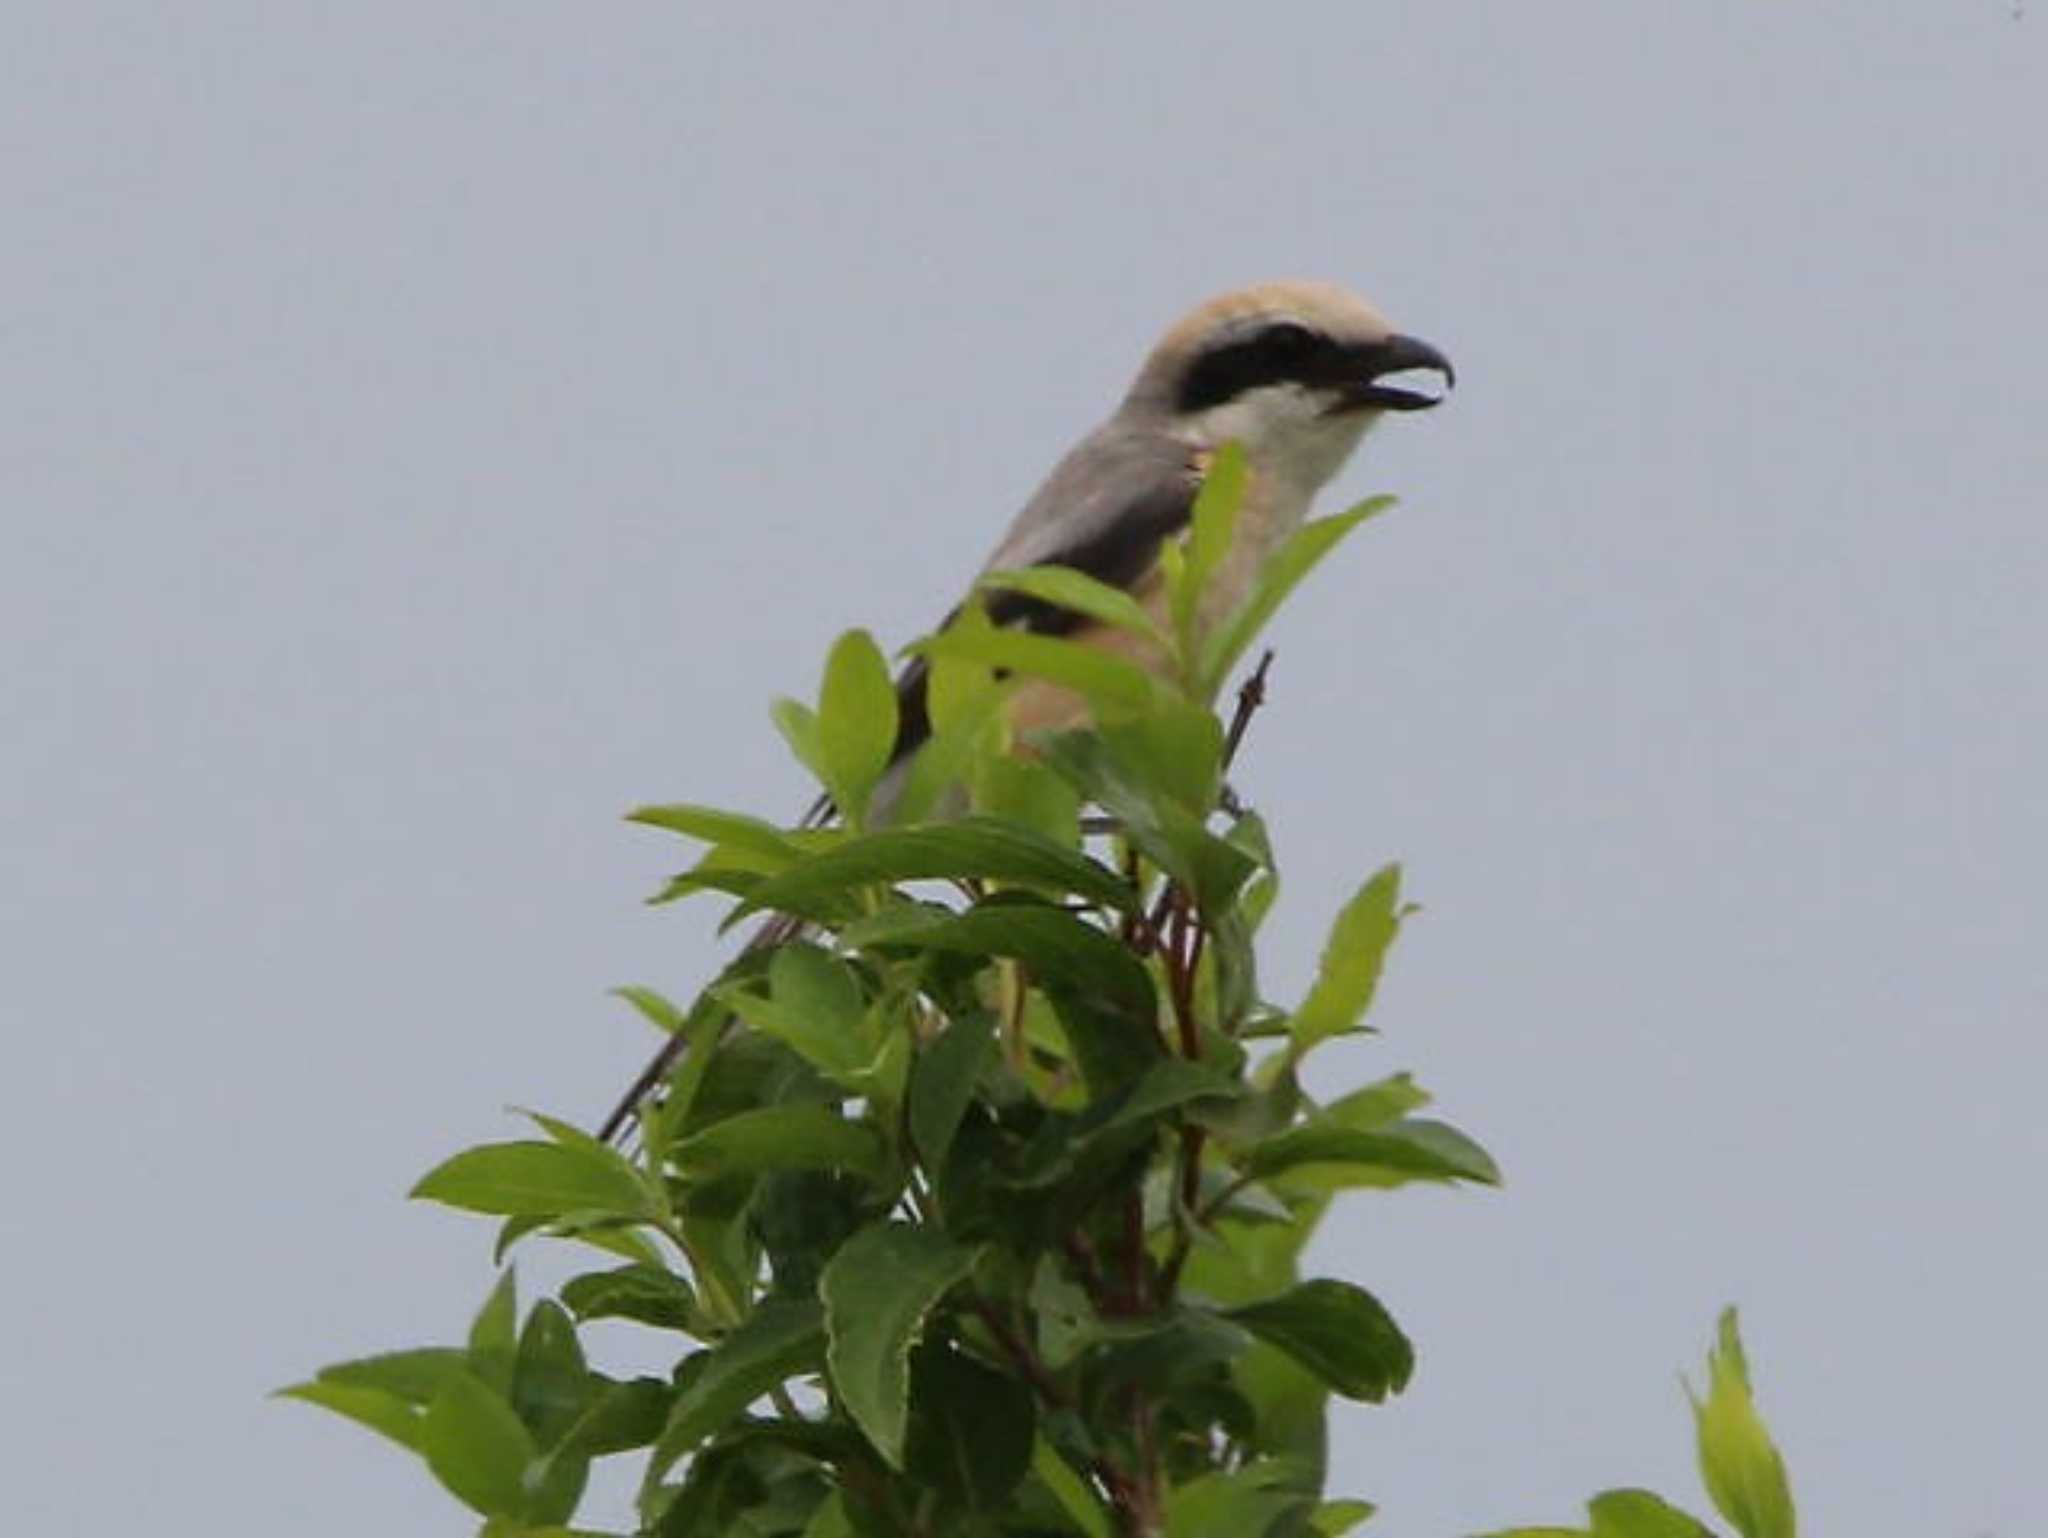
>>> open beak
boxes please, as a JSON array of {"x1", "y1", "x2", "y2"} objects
[{"x1": 1342, "y1": 332, "x2": 1456, "y2": 412}]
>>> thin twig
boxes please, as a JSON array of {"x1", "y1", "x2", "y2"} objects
[
  {"x1": 1120, "y1": 1188, "x2": 1149, "y2": 1315},
  {"x1": 970, "y1": 1296, "x2": 1070, "y2": 1409},
  {"x1": 1221, "y1": 649, "x2": 1276, "y2": 772}
]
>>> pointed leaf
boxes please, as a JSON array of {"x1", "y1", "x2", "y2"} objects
[
  {"x1": 770, "y1": 697, "x2": 826, "y2": 785},
  {"x1": 718, "y1": 944, "x2": 872, "y2": 1085},
  {"x1": 1290, "y1": 864, "x2": 1403, "y2": 1051},
  {"x1": 1199, "y1": 497, "x2": 1395, "y2": 696},
  {"x1": 1309, "y1": 1499, "x2": 1379, "y2": 1535},
  {"x1": 469, "y1": 1270, "x2": 519, "y2": 1392},
  {"x1": 912, "y1": 623, "x2": 1158, "y2": 716},
  {"x1": 556, "y1": 1376, "x2": 672, "y2": 1457},
  {"x1": 1174, "y1": 440, "x2": 1248, "y2": 648},
  {"x1": 649, "y1": 1298, "x2": 825, "y2": 1477},
  {"x1": 1032, "y1": 1435, "x2": 1113, "y2": 1538},
  {"x1": 727, "y1": 816, "x2": 1136, "y2": 927},
  {"x1": 560, "y1": 1265, "x2": 698, "y2": 1332},
  {"x1": 1588, "y1": 1489, "x2": 1720, "y2": 1538},
  {"x1": 1225, "y1": 1280, "x2": 1413, "y2": 1402},
  {"x1": 1104, "y1": 1058, "x2": 1244, "y2": 1134},
  {"x1": 820, "y1": 1222, "x2": 978, "y2": 1467},
  {"x1": 412, "y1": 1142, "x2": 653, "y2": 1221},
  {"x1": 275, "y1": 1379, "x2": 423, "y2": 1452},
  {"x1": 625, "y1": 805, "x2": 801, "y2": 861},
  {"x1": 904, "y1": 1344, "x2": 1036, "y2": 1509},
  {"x1": 818, "y1": 629, "x2": 899, "y2": 826},
  {"x1": 313, "y1": 1347, "x2": 468, "y2": 1405},
  {"x1": 608, "y1": 985, "x2": 688, "y2": 1036},
  {"x1": 418, "y1": 1368, "x2": 539, "y2": 1518},
  {"x1": 670, "y1": 1106, "x2": 888, "y2": 1184},
  {"x1": 1688, "y1": 1310, "x2": 1797, "y2": 1538},
  {"x1": 979, "y1": 565, "x2": 1171, "y2": 648},
  {"x1": 1238, "y1": 1117, "x2": 1499, "y2": 1190},
  {"x1": 909, "y1": 1011, "x2": 993, "y2": 1173},
  {"x1": 1164, "y1": 1460, "x2": 1304, "y2": 1538}
]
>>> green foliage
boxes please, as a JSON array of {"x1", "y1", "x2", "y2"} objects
[
  {"x1": 1688, "y1": 1311, "x2": 1797, "y2": 1538},
  {"x1": 287, "y1": 451, "x2": 1801, "y2": 1537},
  {"x1": 1474, "y1": 1313, "x2": 1797, "y2": 1538}
]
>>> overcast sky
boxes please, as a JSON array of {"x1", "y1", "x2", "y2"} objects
[{"x1": 6, "y1": 5, "x2": 2043, "y2": 1534}]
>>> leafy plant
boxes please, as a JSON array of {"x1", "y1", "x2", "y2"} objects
[
  {"x1": 1477, "y1": 1310, "x2": 1798, "y2": 1538},
  {"x1": 283, "y1": 450, "x2": 1798, "y2": 1537}
]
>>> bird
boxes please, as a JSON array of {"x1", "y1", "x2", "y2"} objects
[{"x1": 598, "y1": 280, "x2": 1453, "y2": 1141}]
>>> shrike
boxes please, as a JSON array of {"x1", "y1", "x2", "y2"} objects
[{"x1": 600, "y1": 279, "x2": 1453, "y2": 1140}]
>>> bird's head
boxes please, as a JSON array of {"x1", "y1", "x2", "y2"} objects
[{"x1": 1128, "y1": 280, "x2": 1454, "y2": 492}]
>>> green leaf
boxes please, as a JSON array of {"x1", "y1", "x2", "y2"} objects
[
  {"x1": 1308, "y1": 1498, "x2": 1379, "y2": 1535},
  {"x1": 470, "y1": 1270, "x2": 519, "y2": 1393},
  {"x1": 649, "y1": 1298, "x2": 825, "y2": 1478},
  {"x1": 1323, "y1": 1071, "x2": 1431, "y2": 1129},
  {"x1": 412, "y1": 1142, "x2": 653, "y2": 1221},
  {"x1": 1174, "y1": 439, "x2": 1247, "y2": 651},
  {"x1": 1238, "y1": 1118, "x2": 1500, "y2": 1190},
  {"x1": 907, "y1": 901, "x2": 1163, "y2": 1096},
  {"x1": 799, "y1": 1492, "x2": 855, "y2": 1538},
  {"x1": 521, "y1": 1109, "x2": 633, "y2": 1165},
  {"x1": 820, "y1": 1222, "x2": 979, "y2": 1467},
  {"x1": 770, "y1": 697, "x2": 826, "y2": 785},
  {"x1": 817, "y1": 629, "x2": 899, "y2": 826},
  {"x1": 718, "y1": 944, "x2": 873, "y2": 1086},
  {"x1": 892, "y1": 667, "x2": 1008, "y2": 826},
  {"x1": 1164, "y1": 1460, "x2": 1304, "y2": 1538},
  {"x1": 903, "y1": 1344, "x2": 1036, "y2": 1509},
  {"x1": 608, "y1": 985, "x2": 688, "y2": 1038},
  {"x1": 727, "y1": 816, "x2": 1136, "y2": 928},
  {"x1": 1032, "y1": 1435, "x2": 1113, "y2": 1538},
  {"x1": 555, "y1": 1376, "x2": 672, "y2": 1457},
  {"x1": 972, "y1": 755, "x2": 1084, "y2": 848},
  {"x1": 1104, "y1": 1058, "x2": 1244, "y2": 1135},
  {"x1": 1289, "y1": 863, "x2": 1403, "y2": 1052},
  {"x1": 1688, "y1": 1309, "x2": 1797, "y2": 1538},
  {"x1": 625, "y1": 805, "x2": 801, "y2": 861},
  {"x1": 1102, "y1": 703, "x2": 1226, "y2": 818},
  {"x1": 670, "y1": 1106, "x2": 889, "y2": 1184},
  {"x1": 1588, "y1": 1488, "x2": 1720, "y2": 1538},
  {"x1": 979, "y1": 564, "x2": 1172, "y2": 649},
  {"x1": 512, "y1": 1301, "x2": 590, "y2": 1446},
  {"x1": 639, "y1": 985, "x2": 740, "y2": 1160},
  {"x1": 1224, "y1": 1279, "x2": 1414, "y2": 1402},
  {"x1": 1198, "y1": 495, "x2": 1395, "y2": 696},
  {"x1": 560, "y1": 1265, "x2": 698, "y2": 1332},
  {"x1": 912, "y1": 622, "x2": 1158, "y2": 717},
  {"x1": 908, "y1": 1011, "x2": 993, "y2": 1174},
  {"x1": 1086, "y1": 1307, "x2": 1254, "y2": 1392},
  {"x1": 1033, "y1": 729, "x2": 1256, "y2": 916},
  {"x1": 418, "y1": 1368, "x2": 539, "y2": 1519},
  {"x1": 313, "y1": 1347, "x2": 469, "y2": 1405},
  {"x1": 275, "y1": 1379, "x2": 424, "y2": 1452}
]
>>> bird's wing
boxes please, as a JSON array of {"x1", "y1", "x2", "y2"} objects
[{"x1": 889, "y1": 425, "x2": 1199, "y2": 762}]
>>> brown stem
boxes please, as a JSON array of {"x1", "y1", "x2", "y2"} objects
[
  {"x1": 1129, "y1": 1389, "x2": 1164, "y2": 1534},
  {"x1": 1221, "y1": 648, "x2": 1275, "y2": 771},
  {"x1": 1063, "y1": 1231, "x2": 1110, "y2": 1305},
  {"x1": 1120, "y1": 1187, "x2": 1149, "y2": 1314},
  {"x1": 970, "y1": 1296, "x2": 1070, "y2": 1410}
]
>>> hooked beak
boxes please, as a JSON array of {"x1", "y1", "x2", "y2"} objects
[{"x1": 1340, "y1": 332, "x2": 1456, "y2": 413}]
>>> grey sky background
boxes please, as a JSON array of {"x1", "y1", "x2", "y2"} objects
[{"x1": 6, "y1": 5, "x2": 2042, "y2": 1533}]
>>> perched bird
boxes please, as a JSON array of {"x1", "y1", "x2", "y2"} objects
[{"x1": 599, "y1": 280, "x2": 1452, "y2": 1141}]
